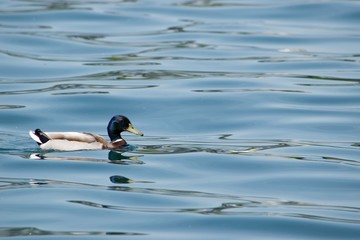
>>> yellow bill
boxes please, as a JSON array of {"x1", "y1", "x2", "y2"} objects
[{"x1": 126, "y1": 123, "x2": 143, "y2": 136}]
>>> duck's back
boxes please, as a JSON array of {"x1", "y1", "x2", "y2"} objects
[
  {"x1": 29, "y1": 131, "x2": 106, "y2": 151},
  {"x1": 46, "y1": 132, "x2": 99, "y2": 143}
]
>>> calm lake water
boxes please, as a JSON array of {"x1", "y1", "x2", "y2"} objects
[{"x1": 1, "y1": 0, "x2": 360, "y2": 239}]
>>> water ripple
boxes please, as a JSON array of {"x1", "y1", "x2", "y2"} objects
[
  {"x1": 67, "y1": 198, "x2": 360, "y2": 225},
  {"x1": 0, "y1": 227, "x2": 145, "y2": 238},
  {"x1": 0, "y1": 105, "x2": 26, "y2": 110},
  {"x1": 0, "y1": 83, "x2": 157, "y2": 95},
  {"x1": 1, "y1": 1, "x2": 360, "y2": 239},
  {"x1": 1, "y1": 176, "x2": 359, "y2": 226}
]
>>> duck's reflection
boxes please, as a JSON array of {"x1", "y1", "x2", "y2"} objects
[
  {"x1": 109, "y1": 175, "x2": 134, "y2": 184},
  {"x1": 108, "y1": 150, "x2": 144, "y2": 164},
  {"x1": 109, "y1": 175, "x2": 153, "y2": 184},
  {"x1": 29, "y1": 150, "x2": 144, "y2": 165}
]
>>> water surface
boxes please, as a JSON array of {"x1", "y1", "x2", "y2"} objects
[{"x1": 0, "y1": 0, "x2": 360, "y2": 239}]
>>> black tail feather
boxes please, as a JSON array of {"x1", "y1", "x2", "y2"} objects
[{"x1": 35, "y1": 129, "x2": 51, "y2": 144}]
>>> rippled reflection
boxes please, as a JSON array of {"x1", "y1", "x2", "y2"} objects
[
  {"x1": 3, "y1": 175, "x2": 358, "y2": 225},
  {"x1": 1, "y1": 172, "x2": 360, "y2": 232},
  {"x1": 28, "y1": 151, "x2": 144, "y2": 165},
  {"x1": 0, "y1": 227, "x2": 145, "y2": 238},
  {"x1": 0, "y1": 83, "x2": 157, "y2": 95},
  {"x1": 0, "y1": 105, "x2": 25, "y2": 110},
  {"x1": 53, "y1": 182, "x2": 360, "y2": 225}
]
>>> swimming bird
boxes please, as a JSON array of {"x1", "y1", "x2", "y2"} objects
[{"x1": 29, "y1": 115, "x2": 143, "y2": 151}]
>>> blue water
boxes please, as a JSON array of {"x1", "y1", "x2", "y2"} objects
[{"x1": 1, "y1": 0, "x2": 360, "y2": 239}]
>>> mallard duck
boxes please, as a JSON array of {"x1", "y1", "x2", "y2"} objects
[{"x1": 29, "y1": 115, "x2": 143, "y2": 151}]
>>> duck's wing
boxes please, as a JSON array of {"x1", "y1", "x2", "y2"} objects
[
  {"x1": 29, "y1": 131, "x2": 109, "y2": 151},
  {"x1": 29, "y1": 130, "x2": 108, "y2": 144},
  {"x1": 44, "y1": 132, "x2": 103, "y2": 143}
]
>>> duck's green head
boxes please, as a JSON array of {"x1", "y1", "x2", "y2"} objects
[{"x1": 107, "y1": 115, "x2": 143, "y2": 141}]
